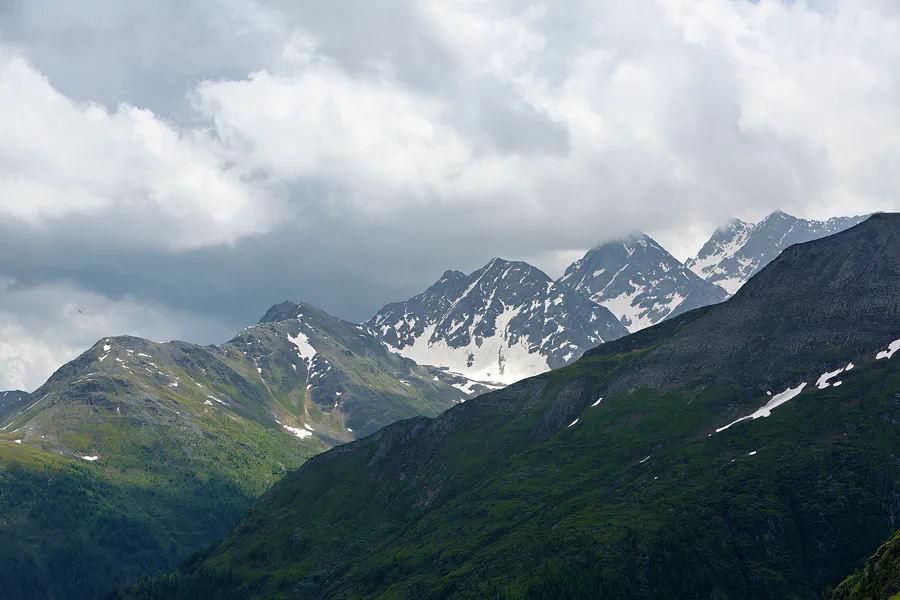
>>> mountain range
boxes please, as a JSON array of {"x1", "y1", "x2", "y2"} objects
[
  {"x1": 0, "y1": 302, "x2": 480, "y2": 600},
  {"x1": 685, "y1": 211, "x2": 870, "y2": 294},
  {"x1": 558, "y1": 233, "x2": 728, "y2": 331},
  {"x1": 367, "y1": 211, "x2": 867, "y2": 384},
  {"x1": 366, "y1": 259, "x2": 629, "y2": 385},
  {"x1": 0, "y1": 209, "x2": 877, "y2": 599},
  {"x1": 110, "y1": 213, "x2": 900, "y2": 599}
]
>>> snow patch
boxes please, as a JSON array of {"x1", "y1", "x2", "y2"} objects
[
  {"x1": 877, "y1": 339, "x2": 900, "y2": 360},
  {"x1": 283, "y1": 425, "x2": 312, "y2": 439},
  {"x1": 387, "y1": 309, "x2": 549, "y2": 386},
  {"x1": 715, "y1": 383, "x2": 807, "y2": 433},
  {"x1": 568, "y1": 418, "x2": 579, "y2": 427},
  {"x1": 450, "y1": 379, "x2": 481, "y2": 395},
  {"x1": 288, "y1": 330, "x2": 317, "y2": 362},
  {"x1": 817, "y1": 367, "x2": 848, "y2": 389},
  {"x1": 597, "y1": 281, "x2": 669, "y2": 332},
  {"x1": 715, "y1": 277, "x2": 746, "y2": 296},
  {"x1": 591, "y1": 397, "x2": 603, "y2": 407},
  {"x1": 82, "y1": 455, "x2": 99, "y2": 462}
]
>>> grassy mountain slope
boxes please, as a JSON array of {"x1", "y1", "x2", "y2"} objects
[
  {"x1": 828, "y1": 530, "x2": 900, "y2": 600},
  {"x1": 108, "y1": 214, "x2": 900, "y2": 600},
  {"x1": 0, "y1": 301, "x2": 472, "y2": 600},
  {"x1": 0, "y1": 335, "x2": 323, "y2": 600}
]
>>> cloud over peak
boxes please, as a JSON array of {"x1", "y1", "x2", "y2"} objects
[{"x1": 2, "y1": 0, "x2": 900, "y2": 389}]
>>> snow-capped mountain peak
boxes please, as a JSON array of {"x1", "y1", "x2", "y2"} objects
[
  {"x1": 684, "y1": 219, "x2": 755, "y2": 294},
  {"x1": 367, "y1": 258, "x2": 628, "y2": 385},
  {"x1": 558, "y1": 233, "x2": 728, "y2": 332},
  {"x1": 686, "y1": 211, "x2": 871, "y2": 294}
]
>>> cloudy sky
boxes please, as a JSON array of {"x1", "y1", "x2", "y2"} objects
[{"x1": 1, "y1": 0, "x2": 899, "y2": 391}]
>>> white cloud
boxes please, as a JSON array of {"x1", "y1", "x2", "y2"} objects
[
  {"x1": 188, "y1": 0, "x2": 900, "y2": 241},
  {"x1": 194, "y1": 61, "x2": 476, "y2": 202},
  {"x1": 5, "y1": 0, "x2": 900, "y2": 250},
  {"x1": 3, "y1": 0, "x2": 900, "y2": 385},
  {"x1": 0, "y1": 49, "x2": 284, "y2": 250}
]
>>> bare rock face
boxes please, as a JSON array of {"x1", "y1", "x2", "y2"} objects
[
  {"x1": 686, "y1": 210, "x2": 870, "y2": 295},
  {"x1": 558, "y1": 233, "x2": 729, "y2": 331},
  {"x1": 595, "y1": 213, "x2": 900, "y2": 393},
  {"x1": 367, "y1": 258, "x2": 628, "y2": 385}
]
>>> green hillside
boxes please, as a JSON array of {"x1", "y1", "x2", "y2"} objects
[
  {"x1": 107, "y1": 214, "x2": 900, "y2": 599},
  {"x1": 0, "y1": 302, "x2": 473, "y2": 600},
  {"x1": 105, "y1": 319, "x2": 900, "y2": 600}
]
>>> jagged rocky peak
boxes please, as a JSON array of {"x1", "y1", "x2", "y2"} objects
[
  {"x1": 558, "y1": 233, "x2": 729, "y2": 332},
  {"x1": 367, "y1": 257, "x2": 628, "y2": 385},
  {"x1": 686, "y1": 210, "x2": 871, "y2": 295}
]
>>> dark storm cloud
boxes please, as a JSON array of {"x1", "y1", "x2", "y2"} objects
[
  {"x1": 2, "y1": 0, "x2": 900, "y2": 390},
  {"x1": 0, "y1": 0, "x2": 281, "y2": 115}
]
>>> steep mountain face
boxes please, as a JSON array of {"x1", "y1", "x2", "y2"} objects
[
  {"x1": 244, "y1": 301, "x2": 480, "y2": 437},
  {"x1": 557, "y1": 233, "x2": 729, "y2": 332},
  {"x1": 117, "y1": 214, "x2": 900, "y2": 600},
  {"x1": 367, "y1": 258, "x2": 628, "y2": 385},
  {"x1": 0, "y1": 301, "x2": 470, "y2": 600},
  {"x1": 0, "y1": 390, "x2": 29, "y2": 421},
  {"x1": 686, "y1": 211, "x2": 870, "y2": 294},
  {"x1": 609, "y1": 213, "x2": 900, "y2": 394}
]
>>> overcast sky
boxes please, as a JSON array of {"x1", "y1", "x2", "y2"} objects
[{"x1": 1, "y1": 0, "x2": 899, "y2": 391}]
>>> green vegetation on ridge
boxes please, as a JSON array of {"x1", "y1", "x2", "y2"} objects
[
  {"x1": 109, "y1": 331, "x2": 900, "y2": 599},
  {"x1": 0, "y1": 301, "x2": 470, "y2": 600},
  {"x1": 107, "y1": 215, "x2": 900, "y2": 599}
]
